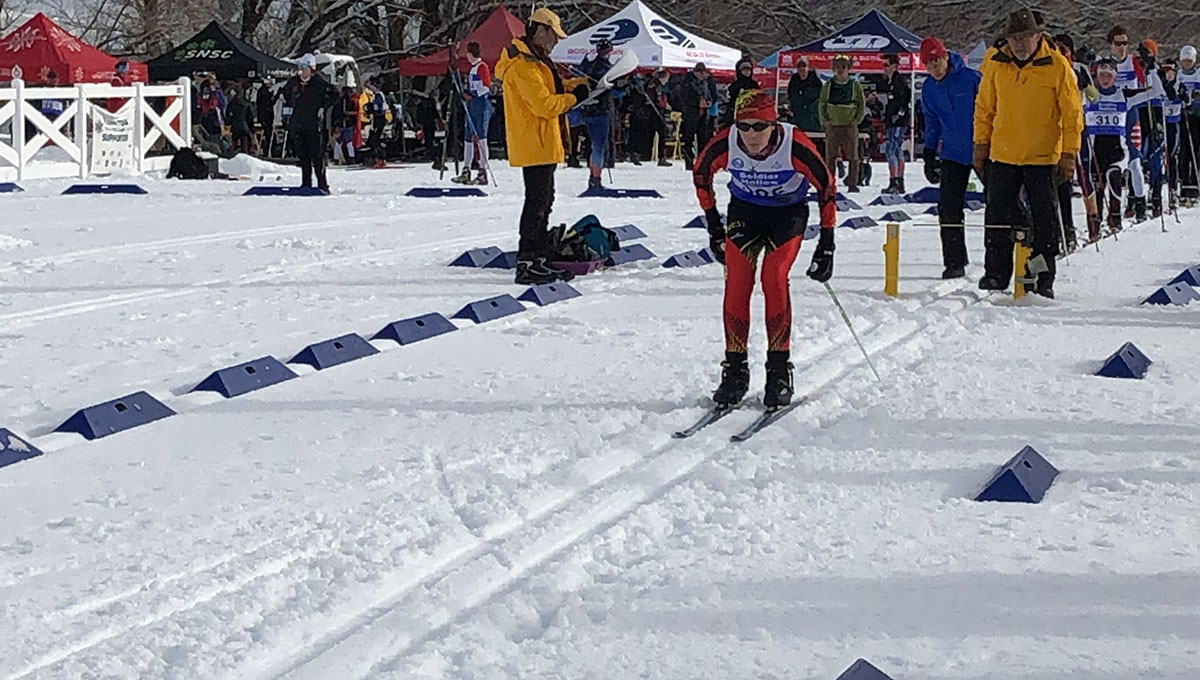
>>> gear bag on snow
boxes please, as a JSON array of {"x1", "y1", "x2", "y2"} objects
[
  {"x1": 166, "y1": 148, "x2": 211, "y2": 180},
  {"x1": 549, "y1": 214, "x2": 620, "y2": 262}
]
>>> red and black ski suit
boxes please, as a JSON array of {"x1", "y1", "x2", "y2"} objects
[{"x1": 694, "y1": 123, "x2": 837, "y2": 355}]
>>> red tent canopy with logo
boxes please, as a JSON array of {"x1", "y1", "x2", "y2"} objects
[
  {"x1": 0, "y1": 12, "x2": 147, "y2": 85},
  {"x1": 398, "y1": 5, "x2": 525, "y2": 77}
]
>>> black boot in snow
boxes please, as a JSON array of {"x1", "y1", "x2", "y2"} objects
[
  {"x1": 942, "y1": 265, "x2": 966, "y2": 279},
  {"x1": 896, "y1": 176, "x2": 906, "y2": 195},
  {"x1": 978, "y1": 276, "x2": 1008, "y2": 291},
  {"x1": 1134, "y1": 196, "x2": 1148, "y2": 222},
  {"x1": 763, "y1": 352, "x2": 795, "y2": 408},
  {"x1": 712, "y1": 354, "x2": 750, "y2": 407}
]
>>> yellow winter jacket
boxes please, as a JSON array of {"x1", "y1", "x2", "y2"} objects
[
  {"x1": 495, "y1": 38, "x2": 583, "y2": 167},
  {"x1": 974, "y1": 37, "x2": 1084, "y2": 165}
]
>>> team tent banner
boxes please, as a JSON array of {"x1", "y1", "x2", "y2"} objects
[
  {"x1": 550, "y1": 0, "x2": 740, "y2": 73},
  {"x1": 779, "y1": 9, "x2": 923, "y2": 73},
  {"x1": 147, "y1": 21, "x2": 295, "y2": 81},
  {"x1": 0, "y1": 13, "x2": 147, "y2": 84}
]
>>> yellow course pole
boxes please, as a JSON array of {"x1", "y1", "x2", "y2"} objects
[
  {"x1": 883, "y1": 222, "x2": 900, "y2": 298},
  {"x1": 1013, "y1": 229, "x2": 1032, "y2": 300}
]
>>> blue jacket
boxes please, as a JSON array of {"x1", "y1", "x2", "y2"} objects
[{"x1": 921, "y1": 53, "x2": 981, "y2": 166}]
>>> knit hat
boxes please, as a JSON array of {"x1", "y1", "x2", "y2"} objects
[
  {"x1": 1182, "y1": 45, "x2": 1198, "y2": 61},
  {"x1": 1054, "y1": 33, "x2": 1074, "y2": 53},
  {"x1": 297, "y1": 53, "x2": 317, "y2": 71},
  {"x1": 1005, "y1": 8, "x2": 1045, "y2": 36},
  {"x1": 734, "y1": 89, "x2": 777, "y2": 122},
  {"x1": 920, "y1": 36, "x2": 948, "y2": 63},
  {"x1": 1141, "y1": 39, "x2": 1159, "y2": 56}
]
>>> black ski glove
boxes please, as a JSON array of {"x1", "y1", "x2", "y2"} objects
[
  {"x1": 922, "y1": 147, "x2": 941, "y2": 184},
  {"x1": 705, "y1": 208, "x2": 726, "y2": 264},
  {"x1": 571, "y1": 83, "x2": 590, "y2": 104},
  {"x1": 807, "y1": 228, "x2": 835, "y2": 283}
]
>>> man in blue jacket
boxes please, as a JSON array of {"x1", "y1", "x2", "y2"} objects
[{"x1": 920, "y1": 36, "x2": 982, "y2": 279}]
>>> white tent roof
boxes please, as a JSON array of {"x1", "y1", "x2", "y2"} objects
[{"x1": 551, "y1": 0, "x2": 740, "y2": 71}]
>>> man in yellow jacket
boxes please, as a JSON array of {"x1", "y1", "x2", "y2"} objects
[
  {"x1": 973, "y1": 7, "x2": 1083, "y2": 298},
  {"x1": 496, "y1": 7, "x2": 590, "y2": 285}
]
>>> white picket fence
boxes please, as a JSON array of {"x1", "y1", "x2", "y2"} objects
[{"x1": 0, "y1": 78, "x2": 192, "y2": 181}]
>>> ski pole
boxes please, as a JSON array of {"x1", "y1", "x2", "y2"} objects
[{"x1": 822, "y1": 281, "x2": 881, "y2": 382}]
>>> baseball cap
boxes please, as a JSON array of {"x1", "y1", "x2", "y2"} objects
[
  {"x1": 530, "y1": 7, "x2": 567, "y2": 39},
  {"x1": 920, "y1": 36, "x2": 948, "y2": 63}
]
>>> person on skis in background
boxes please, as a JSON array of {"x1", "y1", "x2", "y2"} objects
[
  {"x1": 1161, "y1": 58, "x2": 1183, "y2": 213},
  {"x1": 1105, "y1": 25, "x2": 1150, "y2": 221},
  {"x1": 1176, "y1": 45, "x2": 1200, "y2": 207},
  {"x1": 1052, "y1": 32, "x2": 1095, "y2": 252},
  {"x1": 1136, "y1": 40, "x2": 1172, "y2": 218},
  {"x1": 578, "y1": 38, "x2": 615, "y2": 190},
  {"x1": 881, "y1": 53, "x2": 912, "y2": 195},
  {"x1": 693, "y1": 90, "x2": 838, "y2": 409},
  {"x1": 454, "y1": 41, "x2": 494, "y2": 186},
  {"x1": 919, "y1": 35, "x2": 981, "y2": 280},
  {"x1": 1086, "y1": 57, "x2": 1131, "y2": 238}
]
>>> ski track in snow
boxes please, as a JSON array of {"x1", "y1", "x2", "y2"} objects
[{"x1": 1, "y1": 164, "x2": 1198, "y2": 679}]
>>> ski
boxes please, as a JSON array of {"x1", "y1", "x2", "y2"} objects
[
  {"x1": 730, "y1": 396, "x2": 810, "y2": 443},
  {"x1": 673, "y1": 404, "x2": 740, "y2": 439}
]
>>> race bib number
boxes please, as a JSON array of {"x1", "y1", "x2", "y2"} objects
[{"x1": 1086, "y1": 100, "x2": 1126, "y2": 136}]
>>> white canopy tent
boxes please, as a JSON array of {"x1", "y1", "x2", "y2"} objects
[{"x1": 551, "y1": 0, "x2": 740, "y2": 73}]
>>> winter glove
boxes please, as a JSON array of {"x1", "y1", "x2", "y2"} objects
[
  {"x1": 806, "y1": 228, "x2": 835, "y2": 283},
  {"x1": 705, "y1": 208, "x2": 726, "y2": 264},
  {"x1": 972, "y1": 143, "x2": 990, "y2": 177},
  {"x1": 1056, "y1": 152, "x2": 1076, "y2": 184},
  {"x1": 922, "y1": 147, "x2": 941, "y2": 184},
  {"x1": 571, "y1": 82, "x2": 591, "y2": 105}
]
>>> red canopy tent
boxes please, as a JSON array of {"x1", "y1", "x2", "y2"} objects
[
  {"x1": 0, "y1": 12, "x2": 147, "y2": 85},
  {"x1": 398, "y1": 5, "x2": 525, "y2": 77}
]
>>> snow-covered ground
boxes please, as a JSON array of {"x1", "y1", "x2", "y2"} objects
[{"x1": 1, "y1": 158, "x2": 1198, "y2": 679}]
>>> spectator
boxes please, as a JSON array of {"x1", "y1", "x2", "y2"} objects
[
  {"x1": 282, "y1": 53, "x2": 338, "y2": 192},
  {"x1": 579, "y1": 38, "x2": 615, "y2": 189},
  {"x1": 257, "y1": 77, "x2": 278, "y2": 156},
  {"x1": 882, "y1": 53, "x2": 912, "y2": 194},
  {"x1": 197, "y1": 78, "x2": 224, "y2": 138},
  {"x1": 819, "y1": 54, "x2": 866, "y2": 192},
  {"x1": 365, "y1": 79, "x2": 389, "y2": 168},
  {"x1": 494, "y1": 7, "x2": 589, "y2": 285},
  {"x1": 920, "y1": 35, "x2": 982, "y2": 280},
  {"x1": 974, "y1": 8, "x2": 1082, "y2": 298},
  {"x1": 723, "y1": 58, "x2": 759, "y2": 127},
  {"x1": 681, "y1": 62, "x2": 717, "y2": 170},
  {"x1": 225, "y1": 84, "x2": 255, "y2": 155},
  {"x1": 333, "y1": 86, "x2": 359, "y2": 164},
  {"x1": 787, "y1": 57, "x2": 823, "y2": 133},
  {"x1": 107, "y1": 61, "x2": 130, "y2": 114},
  {"x1": 634, "y1": 67, "x2": 673, "y2": 166}
]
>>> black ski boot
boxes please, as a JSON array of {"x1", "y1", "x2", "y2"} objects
[
  {"x1": 978, "y1": 276, "x2": 1008, "y2": 291},
  {"x1": 763, "y1": 352, "x2": 794, "y2": 409},
  {"x1": 588, "y1": 175, "x2": 603, "y2": 191},
  {"x1": 515, "y1": 258, "x2": 575, "y2": 285},
  {"x1": 895, "y1": 176, "x2": 906, "y2": 195},
  {"x1": 712, "y1": 353, "x2": 750, "y2": 407},
  {"x1": 942, "y1": 265, "x2": 966, "y2": 279},
  {"x1": 657, "y1": 157, "x2": 672, "y2": 167},
  {"x1": 1134, "y1": 196, "x2": 1148, "y2": 222}
]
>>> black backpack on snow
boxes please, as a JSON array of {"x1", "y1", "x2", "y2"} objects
[
  {"x1": 167, "y1": 147, "x2": 210, "y2": 180},
  {"x1": 548, "y1": 215, "x2": 620, "y2": 262}
]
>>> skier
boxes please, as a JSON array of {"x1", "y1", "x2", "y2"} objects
[
  {"x1": 919, "y1": 35, "x2": 981, "y2": 279},
  {"x1": 453, "y1": 41, "x2": 494, "y2": 186},
  {"x1": 973, "y1": 9, "x2": 1082, "y2": 298},
  {"x1": 1106, "y1": 25, "x2": 1149, "y2": 221},
  {"x1": 1161, "y1": 59, "x2": 1182, "y2": 213},
  {"x1": 495, "y1": 7, "x2": 589, "y2": 285},
  {"x1": 1052, "y1": 33, "x2": 1093, "y2": 251},
  {"x1": 1136, "y1": 41, "x2": 1170, "y2": 218},
  {"x1": 1177, "y1": 45, "x2": 1200, "y2": 206},
  {"x1": 881, "y1": 54, "x2": 912, "y2": 195},
  {"x1": 693, "y1": 90, "x2": 838, "y2": 408},
  {"x1": 578, "y1": 38, "x2": 614, "y2": 189},
  {"x1": 282, "y1": 53, "x2": 338, "y2": 192},
  {"x1": 1086, "y1": 57, "x2": 1131, "y2": 237}
]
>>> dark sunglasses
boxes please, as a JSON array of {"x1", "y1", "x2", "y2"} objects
[
  {"x1": 1112, "y1": 40, "x2": 1129, "y2": 46},
  {"x1": 735, "y1": 121, "x2": 772, "y2": 132}
]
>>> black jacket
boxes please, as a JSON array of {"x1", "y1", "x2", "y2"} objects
[
  {"x1": 282, "y1": 74, "x2": 337, "y2": 131},
  {"x1": 579, "y1": 54, "x2": 612, "y2": 116},
  {"x1": 724, "y1": 65, "x2": 759, "y2": 125},
  {"x1": 681, "y1": 73, "x2": 717, "y2": 120},
  {"x1": 256, "y1": 85, "x2": 276, "y2": 126},
  {"x1": 882, "y1": 70, "x2": 911, "y2": 129},
  {"x1": 226, "y1": 95, "x2": 255, "y2": 132}
]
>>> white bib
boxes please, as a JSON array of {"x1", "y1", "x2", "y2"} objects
[{"x1": 728, "y1": 123, "x2": 809, "y2": 207}]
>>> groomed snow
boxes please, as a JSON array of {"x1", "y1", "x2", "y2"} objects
[{"x1": 1, "y1": 161, "x2": 1197, "y2": 679}]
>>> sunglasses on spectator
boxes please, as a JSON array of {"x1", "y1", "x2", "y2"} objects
[
  {"x1": 1111, "y1": 40, "x2": 1129, "y2": 46},
  {"x1": 735, "y1": 121, "x2": 772, "y2": 132}
]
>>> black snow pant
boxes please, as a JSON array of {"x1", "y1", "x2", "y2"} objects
[
  {"x1": 681, "y1": 115, "x2": 713, "y2": 166},
  {"x1": 1091, "y1": 135, "x2": 1126, "y2": 228},
  {"x1": 937, "y1": 159, "x2": 972, "y2": 269},
  {"x1": 983, "y1": 162, "x2": 1060, "y2": 286},
  {"x1": 294, "y1": 126, "x2": 328, "y2": 190},
  {"x1": 519, "y1": 164, "x2": 556, "y2": 261},
  {"x1": 630, "y1": 111, "x2": 668, "y2": 160},
  {"x1": 1056, "y1": 179, "x2": 1077, "y2": 250}
]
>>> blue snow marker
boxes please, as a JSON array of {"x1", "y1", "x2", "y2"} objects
[
  {"x1": 483, "y1": 250, "x2": 519, "y2": 270},
  {"x1": 662, "y1": 251, "x2": 707, "y2": 268},
  {"x1": 841, "y1": 216, "x2": 877, "y2": 230},
  {"x1": 0, "y1": 182, "x2": 24, "y2": 193},
  {"x1": 1096, "y1": 342, "x2": 1152, "y2": 379},
  {"x1": 868, "y1": 194, "x2": 907, "y2": 206},
  {"x1": 905, "y1": 186, "x2": 985, "y2": 204},
  {"x1": 1169, "y1": 265, "x2": 1200, "y2": 287},
  {"x1": 518, "y1": 282, "x2": 582, "y2": 306},
  {"x1": 449, "y1": 246, "x2": 504, "y2": 268},
  {"x1": 834, "y1": 658, "x2": 896, "y2": 680},
  {"x1": 881, "y1": 210, "x2": 911, "y2": 222},
  {"x1": 975, "y1": 445, "x2": 1059, "y2": 503},
  {"x1": 1143, "y1": 283, "x2": 1200, "y2": 306},
  {"x1": 372, "y1": 313, "x2": 457, "y2": 345},
  {"x1": 578, "y1": 187, "x2": 662, "y2": 198},
  {"x1": 0, "y1": 429, "x2": 42, "y2": 469},
  {"x1": 452, "y1": 294, "x2": 525, "y2": 323},
  {"x1": 406, "y1": 187, "x2": 486, "y2": 198},
  {"x1": 611, "y1": 224, "x2": 648, "y2": 241},
  {"x1": 835, "y1": 198, "x2": 862, "y2": 212},
  {"x1": 243, "y1": 186, "x2": 328, "y2": 197},
  {"x1": 605, "y1": 243, "x2": 656, "y2": 266},
  {"x1": 192, "y1": 356, "x2": 298, "y2": 398},
  {"x1": 290, "y1": 333, "x2": 379, "y2": 371},
  {"x1": 55, "y1": 392, "x2": 175, "y2": 440},
  {"x1": 63, "y1": 183, "x2": 147, "y2": 195}
]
